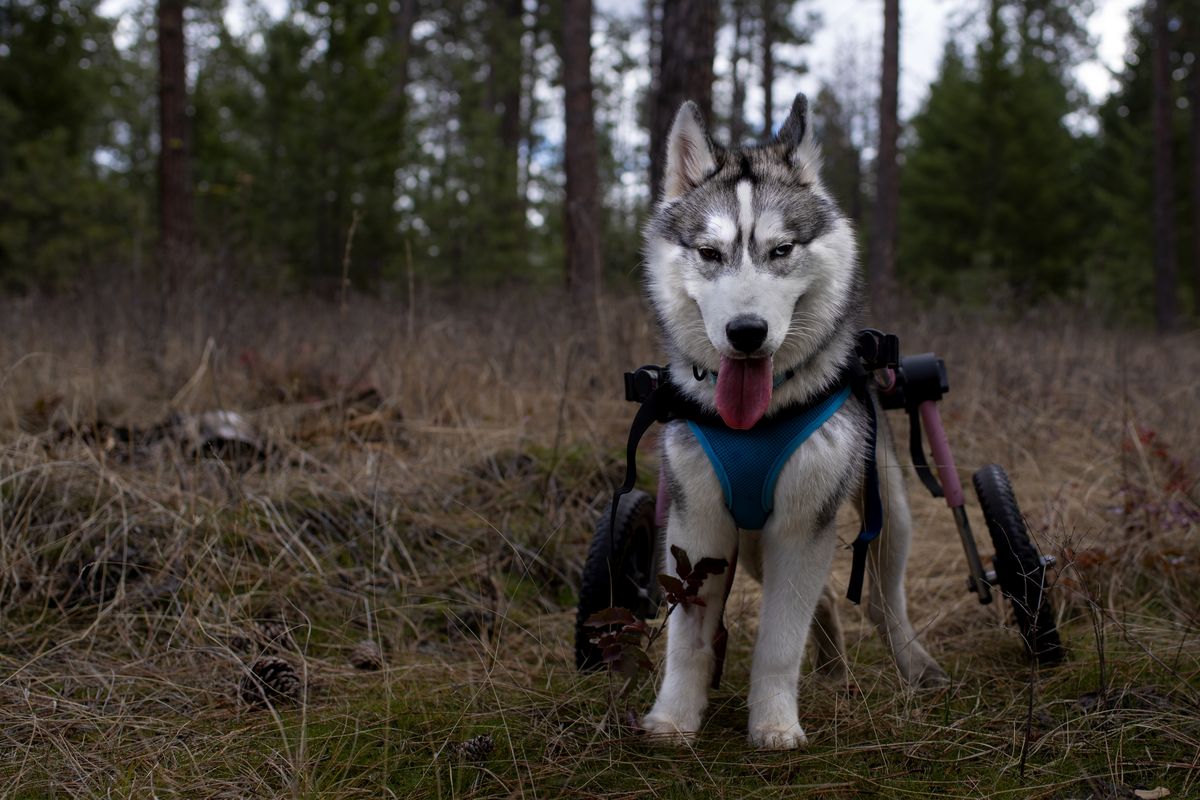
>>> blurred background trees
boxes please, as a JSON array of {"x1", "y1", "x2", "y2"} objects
[
  {"x1": 900, "y1": 0, "x2": 1097, "y2": 300},
  {"x1": 0, "y1": 0, "x2": 1197, "y2": 326}
]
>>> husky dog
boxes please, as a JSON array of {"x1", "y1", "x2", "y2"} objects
[{"x1": 641, "y1": 94, "x2": 947, "y2": 749}]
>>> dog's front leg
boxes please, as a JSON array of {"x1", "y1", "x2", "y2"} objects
[
  {"x1": 643, "y1": 428, "x2": 737, "y2": 744},
  {"x1": 746, "y1": 519, "x2": 838, "y2": 749}
]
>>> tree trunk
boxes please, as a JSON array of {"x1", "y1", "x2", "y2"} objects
[
  {"x1": 868, "y1": 0, "x2": 899, "y2": 310},
  {"x1": 562, "y1": 0, "x2": 603, "y2": 300},
  {"x1": 157, "y1": 0, "x2": 193, "y2": 256},
  {"x1": 388, "y1": 0, "x2": 418, "y2": 124},
  {"x1": 520, "y1": 0, "x2": 543, "y2": 199},
  {"x1": 490, "y1": 0, "x2": 524, "y2": 200},
  {"x1": 647, "y1": 0, "x2": 662, "y2": 102},
  {"x1": 1191, "y1": 37, "x2": 1200, "y2": 315},
  {"x1": 760, "y1": 0, "x2": 775, "y2": 137},
  {"x1": 1152, "y1": 0, "x2": 1179, "y2": 331},
  {"x1": 647, "y1": 0, "x2": 661, "y2": 183},
  {"x1": 849, "y1": 147, "x2": 862, "y2": 223},
  {"x1": 649, "y1": 0, "x2": 716, "y2": 201},
  {"x1": 730, "y1": 0, "x2": 747, "y2": 144},
  {"x1": 488, "y1": 0, "x2": 527, "y2": 261}
]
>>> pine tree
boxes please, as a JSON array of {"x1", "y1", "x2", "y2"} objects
[
  {"x1": 486, "y1": 0, "x2": 528, "y2": 270},
  {"x1": 562, "y1": 0, "x2": 603, "y2": 300},
  {"x1": 1152, "y1": 0, "x2": 1180, "y2": 330},
  {"x1": 649, "y1": 0, "x2": 716, "y2": 201},
  {"x1": 0, "y1": 0, "x2": 132, "y2": 289},
  {"x1": 757, "y1": 0, "x2": 817, "y2": 136},
  {"x1": 728, "y1": 0, "x2": 751, "y2": 144},
  {"x1": 900, "y1": 0, "x2": 1092, "y2": 300},
  {"x1": 869, "y1": 0, "x2": 899, "y2": 308},
  {"x1": 1190, "y1": 7, "x2": 1200, "y2": 311},
  {"x1": 813, "y1": 85, "x2": 864, "y2": 224},
  {"x1": 1092, "y1": 0, "x2": 1195, "y2": 320},
  {"x1": 157, "y1": 0, "x2": 193, "y2": 256},
  {"x1": 760, "y1": 0, "x2": 776, "y2": 136}
]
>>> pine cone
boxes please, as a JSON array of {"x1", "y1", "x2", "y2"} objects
[
  {"x1": 254, "y1": 617, "x2": 296, "y2": 652},
  {"x1": 456, "y1": 733, "x2": 494, "y2": 763},
  {"x1": 229, "y1": 613, "x2": 296, "y2": 655},
  {"x1": 239, "y1": 656, "x2": 301, "y2": 706},
  {"x1": 348, "y1": 639, "x2": 383, "y2": 671}
]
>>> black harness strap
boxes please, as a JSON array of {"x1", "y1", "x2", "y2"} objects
[
  {"x1": 846, "y1": 373, "x2": 882, "y2": 605},
  {"x1": 908, "y1": 407, "x2": 944, "y2": 498},
  {"x1": 610, "y1": 379, "x2": 679, "y2": 534}
]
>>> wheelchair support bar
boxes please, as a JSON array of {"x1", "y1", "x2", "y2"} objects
[
  {"x1": 918, "y1": 401, "x2": 964, "y2": 508},
  {"x1": 919, "y1": 400, "x2": 992, "y2": 605},
  {"x1": 908, "y1": 409, "x2": 945, "y2": 498}
]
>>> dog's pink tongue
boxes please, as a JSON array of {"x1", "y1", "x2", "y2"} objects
[{"x1": 715, "y1": 356, "x2": 773, "y2": 429}]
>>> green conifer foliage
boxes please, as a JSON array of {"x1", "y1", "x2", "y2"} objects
[
  {"x1": 1090, "y1": 0, "x2": 1197, "y2": 320},
  {"x1": 900, "y1": 0, "x2": 1092, "y2": 300},
  {"x1": 0, "y1": 1, "x2": 133, "y2": 289}
]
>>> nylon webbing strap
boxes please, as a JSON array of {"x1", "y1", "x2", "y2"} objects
[
  {"x1": 846, "y1": 382, "x2": 883, "y2": 605},
  {"x1": 908, "y1": 407, "x2": 944, "y2": 498},
  {"x1": 610, "y1": 382, "x2": 675, "y2": 534},
  {"x1": 710, "y1": 543, "x2": 739, "y2": 690}
]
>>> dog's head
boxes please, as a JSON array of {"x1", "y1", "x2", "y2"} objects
[{"x1": 643, "y1": 94, "x2": 860, "y2": 428}]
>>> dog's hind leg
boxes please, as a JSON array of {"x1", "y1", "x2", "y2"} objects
[
  {"x1": 643, "y1": 425, "x2": 739, "y2": 744},
  {"x1": 810, "y1": 584, "x2": 847, "y2": 683},
  {"x1": 863, "y1": 427, "x2": 948, "y2": 687}
]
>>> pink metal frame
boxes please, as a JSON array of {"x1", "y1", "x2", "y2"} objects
[{"x1": 918, "y1": 400, "x2": 965, "y2": 508}]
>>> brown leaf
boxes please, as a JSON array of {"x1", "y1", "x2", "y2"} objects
[
  {"x1": 585, "y1": 607, "x2": 637, "y2": 627},
  {"x1": 691, "y1": 557, "x2": 729, "y2": 580},
  {"x1": 669, "y1": 545, "x2": 692, "y2": 578},
  {"x1": 657, "y1": 574, "x2": 685, "y2": 599}
]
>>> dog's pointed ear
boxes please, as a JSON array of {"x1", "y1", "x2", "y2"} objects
[
  {"x1": 778, "y1": 93, "x2": 808, "y2": 148},
  {"x1": 778, "y1": 93, "x2": 822, "y2": 184},
  {"x1": 663, "y1": 101, "x2": 718, "y2": 201}
]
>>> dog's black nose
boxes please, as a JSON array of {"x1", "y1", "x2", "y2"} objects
[{"x1": 726, "y1": 315, "x2": 768, "y2": 354}]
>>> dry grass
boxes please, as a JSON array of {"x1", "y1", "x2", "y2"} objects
[{"x1": 0, "y1": 286, "x2": 1198, "y2": 798}]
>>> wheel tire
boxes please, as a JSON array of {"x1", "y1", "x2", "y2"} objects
[
  {"x1": 973, "y1": 464, "x2": 1064, "y2": 665},
  {"x1": 575, "y1": 490, "x2": 661, "y2": 672}
]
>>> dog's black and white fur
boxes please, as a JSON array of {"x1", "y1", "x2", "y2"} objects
[{"x1": 641, "y1": 95, "x2": 947, "y2": 749}]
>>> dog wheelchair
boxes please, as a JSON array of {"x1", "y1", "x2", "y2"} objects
[{"x1": 575, "y1": 330, "x2": 1063, "y2": 679}]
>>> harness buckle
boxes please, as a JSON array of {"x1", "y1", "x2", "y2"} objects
[
  {"x1": 856, "y1": 328, "x2": 900, "y2": 371},
  {"x1": 623, "y1": 365, "x2": 666, "y2": 403}
]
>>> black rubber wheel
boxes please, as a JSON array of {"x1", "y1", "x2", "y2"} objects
[
  {"x1": 575, "y1": 490, "x2": 662, "y2": 671},
  {"x1": 973, "y1": 464, "x2": 1064, "y2": 664}
]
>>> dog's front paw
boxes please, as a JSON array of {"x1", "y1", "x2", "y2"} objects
[
  {"x1": 641, "y1": 709, "x2": 699, "y2": 746},
  {"x1": 909, "y1": 657, "x2": 950, "y2": 689},
  {"x1": 748, "y1": 722, "x2": 808, "y2": 750},
  {"x1": 896, "y1": 646, "x2": 950, "y2": 689}
]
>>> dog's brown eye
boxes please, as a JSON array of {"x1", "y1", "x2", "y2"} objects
[
  {"x1": 697, "y1": 246, "x2": 721, "y2": 262},
  {"x1": 771, "y1": 242, "x2": 795, "y2": 259}
]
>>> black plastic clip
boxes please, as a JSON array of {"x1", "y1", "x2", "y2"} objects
[
  {"x1": 856, "y1": 328, "x2": 900, "y2": 371},
  {"x1": 623, "y1": 366, "x2": 665, "y2": 403}
]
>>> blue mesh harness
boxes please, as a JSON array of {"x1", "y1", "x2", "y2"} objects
[
  {"x1": 685, "y1": 383, "x2": 852, "y2": 530},
  {"x1": 612, "y1": 357, "x2": 885, "y2": 605}
]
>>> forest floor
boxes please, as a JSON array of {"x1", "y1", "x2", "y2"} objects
[{"x1": 0, "y1": 288, "x2": 1198, "y2": 799}]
